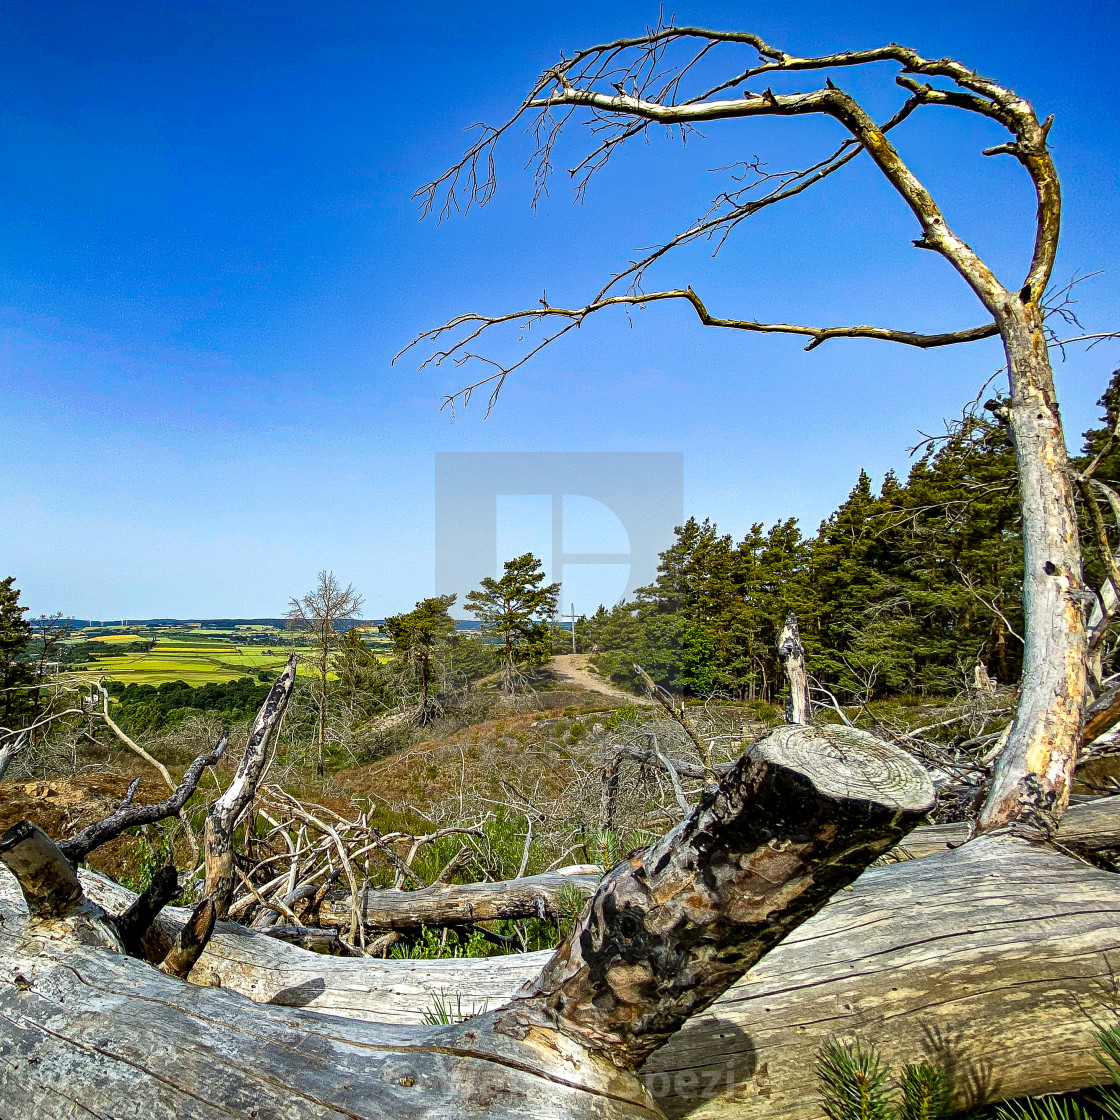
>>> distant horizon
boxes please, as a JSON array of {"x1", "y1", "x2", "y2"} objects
[{"x1": 5, "y1": 2, "x2": 1117, "y2": 618}]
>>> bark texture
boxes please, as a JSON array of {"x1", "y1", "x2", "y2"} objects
[{"x1": 499, "y1": 725, "x2": 933, "y2": 1070}]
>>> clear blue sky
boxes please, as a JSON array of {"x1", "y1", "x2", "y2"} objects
[{"x1": 2, "y1": 0, "x2": 1117, "y2": 618}]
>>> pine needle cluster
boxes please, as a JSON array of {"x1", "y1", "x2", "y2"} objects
[{"x1": 818, "y1": 1039, "x2": 949, "y2": 1120}]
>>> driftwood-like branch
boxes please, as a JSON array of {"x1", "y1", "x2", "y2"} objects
[
  {"x1": 501, "y1": 723, "x2": 933, "y2": 1070},
  {"x1": 320, "y1": 868, "x2": 600, "y2": 932},
  {"x1": 777, "y1": 613, "x2": 810, "y2": 724},
  {"x1": 204, "y1": 657, "x2": 297, "y2": 916},
  {"x1": 158, "y1": 898, "x2": 216, "y2": 979},
  {"x1": 58, "y1": 731, "x2": 231, "y2": 863}
]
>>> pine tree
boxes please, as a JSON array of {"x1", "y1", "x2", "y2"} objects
[
  {"x1": 384, "y1": 594, "x2": 458, "y2": 722},
  {"x1": 465, "y1": 555, "x2": 560, "y2": 694},
  {"x1": 0, "y1": 577, "x2": 34, "y2": 733}
]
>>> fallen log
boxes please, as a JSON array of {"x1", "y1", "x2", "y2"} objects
[
  {"x1": 319, "y1": 866, "x2": 600, "y2": 931},
  {"x1": 19, "y1": 798, "x2": 1116, "y2": 1119},
  {"x1": 0, "y1": 722, "x2": 931, "y2": 1118}
]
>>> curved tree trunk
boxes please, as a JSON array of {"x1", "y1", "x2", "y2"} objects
[{"x1": 980, "y1": 301, "x2": 1089, "y2": 832}]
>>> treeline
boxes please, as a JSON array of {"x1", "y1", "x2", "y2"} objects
[
  {"x1": 585, "y1": 371, "x2": 1120, "y2": 701},
  {"x1": 106, "y1": 677, "x2": 274, "y2": 734}
]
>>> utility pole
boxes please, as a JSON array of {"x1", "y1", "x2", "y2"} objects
[{"x1": 565, "y1": 603, "x2": 577, "y2": 654}]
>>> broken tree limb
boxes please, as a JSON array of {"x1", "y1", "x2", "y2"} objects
[
  {"x1": 204, "y1": 656, "x2": 296, "y2": 916},
  {"x1": 0, "y1": 714, "x2": 931, "y2": 1118},
  {"x1": 6, "y1": 831, "x2": 1119, "y2": 1120},
  {"x1": 114, "y1": 864, "x2": 180, "y2": 955},
  {"x1": 499, "y1": 724, "x2": 933, "y2": 1071},
  {"x1": 0, "y1": 820, "x2": 82, "y2": 920},
  {"x1": 633, "y1": 664, "x2": 716, "y2": 779},
  {"x1": 0, "y1": 730, "x2": 28, "y2": 781},
  {"x1": 7, "y1": 798, "x2": 1120, "y2": 1118},
  {"x1": 319, "y1": 867, "x2": 601, "y2": 931},
  {"x1": 158, "y1": 897, "x2": 217, "y2": 979},
  {"x1": 41, "y1": 796, "x2": 1115, "y2": 1028},
  {"x1": 58, "y1": 730, "x2": 230, "y2": 863},
  {"x1": 777, "y1": 614, "x2": 811, "y2": 725}
]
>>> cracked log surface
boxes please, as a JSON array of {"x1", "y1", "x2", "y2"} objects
[
  {"x1": 500, "y1": 724, "x2": 934, "y2": 1070},
  {"x1": 12, "y1": 800, "x2": 1117, "y2": 1118},
  {"x1": 0, "y1": 932, "x2": 657, "y2": 1119},
  {"x1": 0, "y1": 722, "x2": 931, "y2": 1118}
]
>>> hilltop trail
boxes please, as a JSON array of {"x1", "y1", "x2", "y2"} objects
[{"x1": 547, "y1": 654, "x2": 653, "y2": 705}]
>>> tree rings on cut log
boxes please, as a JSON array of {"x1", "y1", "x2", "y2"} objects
[{"x1": 749, "y1": 725, "x2": 935, "y2": 813}]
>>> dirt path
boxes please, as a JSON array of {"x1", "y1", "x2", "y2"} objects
[{"x1": 547, "y1": 654, "x2": 653, "y2": 705}]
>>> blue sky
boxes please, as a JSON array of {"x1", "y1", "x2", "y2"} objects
[{"x1": 1, "y1": 0, "x2": 1117, "y2": 618}]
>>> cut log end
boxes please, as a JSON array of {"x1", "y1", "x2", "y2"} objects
[{"x1": 751, "y1": 724, "x2": 935, "y2": 814}]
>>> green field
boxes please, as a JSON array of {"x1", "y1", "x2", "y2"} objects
[{"x1": 79, "y1": 633, "x2": 300, "y2": 686}]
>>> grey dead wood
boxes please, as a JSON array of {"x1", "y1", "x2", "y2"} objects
[
  {"x1": 0, "y1": 723, "x2": 930, "y2": 1118},
  {"x1": 203, "y1": 656, "x2": 296, "y2": 916},
  {"x1": 6, "y1": 815, "x2": 1120, "y2": 1117},
  {"x1": 319, "y1": 868, "x2": 601, "y2": 932},
  {"x1": 776, "y1": 615, "x2": 811, "y2": 726}
]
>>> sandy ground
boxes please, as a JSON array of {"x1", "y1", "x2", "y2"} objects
[{"x1": 547, "y1": 654, "x2": 653, "y2": 705}]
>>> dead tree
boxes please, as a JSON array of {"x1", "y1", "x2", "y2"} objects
[
  {"x1": 288, "y1": 571, "x2": 364, "y2": 776},
  {"x1": 777, "y1": 615, "x2": 811, "y2": 725},
  {"x1": 203, "y1": 655, "x2": 297, "y2": 916},
  {"x1": 1, "y1": 707, "x2": 931, "y2": 1117},
  {"x1": 403, "y1": 27, "x2": 1089, "y2": 837}
]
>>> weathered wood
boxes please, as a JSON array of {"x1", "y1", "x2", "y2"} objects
[
  {"x1": 0, "y1": 912, "x2": 658, "y2": 1120},
  {"x1": 115, "y1": 863, "x2": 180, "y2": 955},
  {"x1": 159, "y1": 898, "x2": 216, "y2": 979},
  {"x1": 500, "y1": 724, "x2": 933, "y2": 1071},
  {"x1": 1084, "y1": 681, "x2": 1120, "y2": 744},
  {"x1": 776, "y1": 614, "x2": 810, "y2": 725},
  {"x1": 978, "y1": 299, "x2": 1088, "y2": 830},
  {"x1": 320, "y1": 868, "x2": 600, "y2": 931},
  {"x1": 0, "y1": 820, "x2": 81, "y2": 920},
  {"x1": 204, "y1": 657, "x2": 296, "y2": 916},
  {"x1": 890, "y1": 794, "x2": 1120, "y2": 859},
  {"x1": 0, "y1": 719, "x2": 933, "y2": 1118},
  {"x1": 58, "y1": 731, "x2": 229, "y2": 862},
  {"x1": 258, "y1": 923, "x2": 362, "y2": 955},
  {"x1": 45, "y1": 798, "x2": 1116, "y2": 1028},
  {"x1": 644, "y1": 837, "x2": 1120, "y2": 1120},
  {"x1": 6, "y1": 822, "x2": 1120, "y2": 1118}
]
